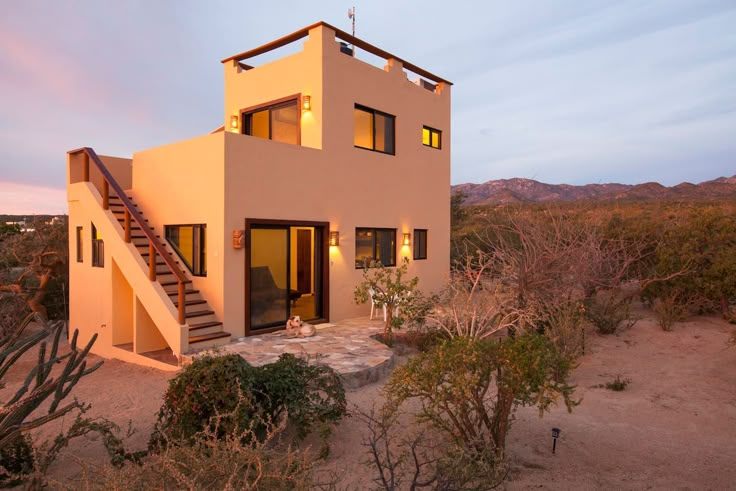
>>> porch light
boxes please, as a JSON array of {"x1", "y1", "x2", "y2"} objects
[
  {"x1": 329, "y1": 231, "x2": 339, "y2": 246},
  {"x1": 402, "y1": 233, "x2": 411, "y2": 246},
  {"x1": 302, "y1": 95, "x2": 311, "y2": 111},
  {"x1": 230, "y1": 115, "x2": 239, "y2": 131}
]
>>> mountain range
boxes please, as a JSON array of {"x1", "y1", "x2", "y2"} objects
[{"x1": 452, "y1": 175, "x2": 736, "y2": 206}]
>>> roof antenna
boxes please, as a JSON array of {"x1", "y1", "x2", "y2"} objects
[{"x1": 348, "y1": 6, "x2": 356, "y2": 37}]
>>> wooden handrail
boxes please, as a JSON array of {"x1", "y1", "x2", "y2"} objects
[
  {"x1": 68, "y1": 146, "x2": 188, "y2": 324},
  {"x1": 221, "y1": 21, "x2": 453, "y2": 87}
]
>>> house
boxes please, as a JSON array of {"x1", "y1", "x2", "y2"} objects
[{"x1": 66, "y1": 22, "x2": 451, "y2": 369}]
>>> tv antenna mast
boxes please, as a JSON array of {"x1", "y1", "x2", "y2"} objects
[{"x1": 348, "y1": 7, "x2": 356, "y2": 36}]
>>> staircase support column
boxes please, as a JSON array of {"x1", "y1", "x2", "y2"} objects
[
  {"x1": 102, "y1": 180, "x2": 109, "y2": 210},
  {"x1": 149, "y1": 243, "x2": 156, "y2": 281},
  {"x1": 178, "y1": 281, "x2": 186, "y2": 325},
  {"x1": 124, "y1": 210, "x2": 131, "y2": 242},
  {"x1": 82, "y1": 153, "x2": 89, "y2": 182}
]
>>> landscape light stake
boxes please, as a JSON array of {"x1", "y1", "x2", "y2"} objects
[{"x1": 552, "y1": 427, "x2": 561, "y2": 454}]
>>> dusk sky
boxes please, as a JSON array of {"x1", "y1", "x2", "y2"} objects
[{"x1": 1, "y1": 0, "x2": 734, "y2": 214}]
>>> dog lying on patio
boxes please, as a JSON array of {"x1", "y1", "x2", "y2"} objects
[{"x1": 285, "y1": 315, "x2": 316, "y2": 338}]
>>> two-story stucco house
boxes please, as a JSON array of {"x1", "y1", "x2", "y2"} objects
[{"x1": 66, "y1": 22, "x2": 451, "y2": 369}]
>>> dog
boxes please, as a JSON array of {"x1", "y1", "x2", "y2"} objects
[{"x1": 285, "y1": 315, "x2": 316, "y2": 338}]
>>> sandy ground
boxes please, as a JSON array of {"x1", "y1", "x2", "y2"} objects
[{"x1": 3, "y1": 309, "x2": 735, "y2": 490}]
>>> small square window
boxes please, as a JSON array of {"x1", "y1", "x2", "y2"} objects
[
  {"x1": 413, "y1": 229, "x2": 427, "y2": 260},
  {"x1": 354, "y1": 105, "x2": 396, "y2": 155},
  {"x1": 91, "y1": 223, "x2": 104, "y2": 268},
  {"x1": 165, "y1": 224, "x2": 207, "y2": 276},
  {"x1": 422, "y1": 126, "x2": 441, "y2": 149},
  {"x1": 355, "y1": 228, "x2": 396, "y2": 268}
]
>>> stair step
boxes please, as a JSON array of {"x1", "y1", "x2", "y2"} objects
[
  {"x1": 141, "y1": 251, "x2": 174, "y2": 257},
  {"x1": 167, "y1": 289, "x2": 200, "y2": 296},
  {"x1": 173, "y1": 299, "x2": 207, "y2": 307},
  {"x1": 116, "y1": 218, "x2": 149, "y2": 224},
  {"x1": 189, "y1": 331, "x2": 231, "y2": 344},
  {"x1": 188, "y1": 321, "x2": 223, "y2": 332},
  {"x1": 109, "y1": 195, "x2": 134, "y2": 201},
  {"x1": 185, "y1": 310, "x2": 215, "y2": 319},
  {"x1": 160, "y1": 279, "x2": 192, "y2": 286}
]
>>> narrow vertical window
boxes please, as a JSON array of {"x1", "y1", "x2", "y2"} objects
[
  {"x1": 76, "y1": 226, "x2": 83, "y2": 263},
  {"x1": 422, "y1": 126, "x2": 441, "y2": 149},
  {"x1": 413, "y1": 229, "x2": 428, "y2": 260},
  {"x1": 91, "y1": 223, "x2": 104, "y2": 268}
]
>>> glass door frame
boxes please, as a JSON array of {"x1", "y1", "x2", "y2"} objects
[{"x1": 244, "y1": 218, "x2": 330, "y2": 335}]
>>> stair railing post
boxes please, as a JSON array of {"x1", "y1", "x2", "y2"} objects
[
  {"x1": 149, "y1": 243, "x2": 156, "y2": 281},
  {"x1": 82, "y1": 152, "x2": 89, "y2": 182},
  {"x1": 102, "y1": 180, "x2": 109, "y2": 210},
  {"x1": 178, "y1": 281, "x2": 186, "y2": 325},
  {"x1": 124, "y1": 210, "x2": 131, "y2": 243}
]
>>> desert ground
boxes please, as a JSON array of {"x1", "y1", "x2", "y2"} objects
[{"x1": 4, "y1": 307, "x2": 735, "y2": 490}]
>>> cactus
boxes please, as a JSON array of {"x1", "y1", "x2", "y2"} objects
[{"x1": 0, "y1": 313, "x2": 102, "y2": 450}]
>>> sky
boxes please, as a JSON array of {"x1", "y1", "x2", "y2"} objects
[{"x1": 1, "y1": 0, "x2": 734, "y2": 214}]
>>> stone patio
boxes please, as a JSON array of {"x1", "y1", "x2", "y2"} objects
[{"x1": 215, "y1": 317, "x2": 395, "y2": 388}]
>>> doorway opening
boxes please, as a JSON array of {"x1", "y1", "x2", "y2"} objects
[{"x1": 245, "y1": 219, "x2": 329, "y2": 334}]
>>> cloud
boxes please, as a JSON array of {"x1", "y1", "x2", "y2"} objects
[{"x1": 0, "y1": 182, "x2": 66, "y2": 215}]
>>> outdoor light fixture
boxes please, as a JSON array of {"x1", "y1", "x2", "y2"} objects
[
  {"x1": 329, "y1": 231, "x2": 339, "y2": 246},
  {"x1": 551, "y1": 427, "x2": 561, "y2": 454},
  {"x1": 402, "y1": 233, "x2": 411, "y2": 246},
  {"x1": 302, "y1": 95, "x2": 311, "y2": 111},
  {"x1": 230, "y1": 115, "x2": 239, "y2": 131}
]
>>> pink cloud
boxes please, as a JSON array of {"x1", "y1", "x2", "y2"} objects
[{"x1": 0, "y1": 181, "x2": 67, "y2": 215}]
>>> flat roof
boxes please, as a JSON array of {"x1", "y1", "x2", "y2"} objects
[{"x1": 221, "y1": 21, "x2": 453, "y2": 86}]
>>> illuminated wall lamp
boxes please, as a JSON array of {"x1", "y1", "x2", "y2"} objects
[
  {"x1": 402, "y1": 233, "x2": 411, "y2": 246},
  {"x1": 329, "y1": 231, "x2": 339, "y2": 246},
  {"x1": 230, "y1": 115, "x2": 239, "y2": 132},
  {"x1": 302, "y1": 95, "x2": 311, "y2": 111}
]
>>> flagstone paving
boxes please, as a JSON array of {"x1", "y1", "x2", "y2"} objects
[{"x1": 205, "y1": 317, "x2": 395, "y2": 388}]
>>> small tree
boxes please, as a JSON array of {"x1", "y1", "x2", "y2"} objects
[{"x1": 354, "y1": 258, "x2": 419, "y2": 344}]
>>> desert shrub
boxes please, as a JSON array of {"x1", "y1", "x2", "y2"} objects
[
  {"x1": 539, "y1": 300, "x2": 587, "y2": 360},
  {"x1": 599, "y1": 375, "x2": 631, "y2": 391},
  {"x1": 585, "y1": 288, "x2": 636, "y2": 334},
  {"x1": 151, "y1": 353, "x2": 256, "y2": 445},
  {"x1": 0, "y1": 435, "x2": 34, "y2": 486},
  {"x1": 152, "y1": 353, "x2": 346, "y2": 449},
  {"x1": 652, "y1": 291, "x2": 688, "y2": 331},
  {"x1": 385, "y1": 334, "x2": 577, "y2": 461},
  {"x1": 251, "y1": 354, "x2": 347, "y2": 441},
  {"x1": 82, "y1": 399, "x2": 322, "y2": 490}
]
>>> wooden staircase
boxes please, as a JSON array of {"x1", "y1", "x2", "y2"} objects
[{"x1": 107, "y1": 194, "x2": 231, "y2": 350}]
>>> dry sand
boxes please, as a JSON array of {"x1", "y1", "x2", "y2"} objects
[{"x1": 4, "y1": 309, "x2": 735, "y2": 490}]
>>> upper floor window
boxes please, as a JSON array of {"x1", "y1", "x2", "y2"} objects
[
  {"x1": 165, "y1": 224, "x2": 207, "y2": 276},
  {"x1": 354, "y1": 105, "x2": 395, "y2": 155},
  {"x1": 243, "y1": 98, "x2": 299, "y2": 145},
  {"x1": 413, "y1": 229, "x2": 428, "y2": 260},
  {"x1": 422, "y1": 126, "x2": 441, "y2": 149},
  {"x1": 91, "y1": 223, "x2": 104, "y2": 268},
  {"x1": 76, "y1": 226, "x2": 84, "y2": 263},
  {"x1": 355, "y1": 228, "x2": 396, "y2": 268}
]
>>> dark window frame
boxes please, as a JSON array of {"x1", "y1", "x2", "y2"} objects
[
  {"x1": 240, "y1": 94, "x2": 301, "y2": 145},
  {"x1": 91, "y1": 223, "x2": 104, "y2": 268},
  {"x1": 76, "y1": 226, "x2": 83, "y2": 263},
  {"x1": 422, "y1": 126, "x2": 441, "y2": 149},
  {"x1": 355, "y1": 227, "x2": 397, "y2": 269},
  {"x1": 165, "y1": 224, "x2": 207, "y2": 277},
  {"x1": 413, "y1": 229, "x2": 428, "y2": 260},
  {"x1": 354, "y1": 104, "x2": 396, "y2": 155}
]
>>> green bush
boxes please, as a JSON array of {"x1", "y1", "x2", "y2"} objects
[
  {"x1": 151, "y1": 353, "x2": 346, "y2": 449},
  {"x1": 0, "y1": 435, "x2": 34, "y2": 487},
  {"x1": 585, "y1": 288, "x2": 636, "y2": 334}
]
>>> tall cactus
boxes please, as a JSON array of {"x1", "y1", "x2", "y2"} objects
[{"x1": 0, "y1": 313, "x2": 102, "y2": 449}]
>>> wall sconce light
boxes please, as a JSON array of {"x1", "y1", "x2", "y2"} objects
[
  {"x1": 230, "y1": 115, "x2": 239, "y2": 132},
  {"x1": 402, "y1": 233, "x2": 411, "y2": 246},
  {"x1": 302, "y1": 95, "x2": 311, "y2": 111},
  {"x1": 329, "y1": 231, "x2": 339, "y2": 246},
  {"x1": 232, "y1": 229, "x2": 244, "y2": 249}
]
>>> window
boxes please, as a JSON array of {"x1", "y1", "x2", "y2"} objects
[
  {"x1": 354, "y1": 105, "x2": 395, "y2": 155},
  {"x1": 165, "y1": 224, "x2": 207, "y2": 276},
  {"x1": 243, "y1": 99, "x2": 299, "y2": 145},
  {"x1": 91, "y1": 223, "x2": 104, "y2": 268},
  {"x1": 355, "y1": 228, "x2": 396, "y2": 268},
  {"x1": 413, "y1": 229, "x2": 428, "y2": 260},
  {"x1": 422, "y1": 126, "x2": 441, "y2": 149},
  {"x1": 76, "y1": 226, "x2": 83, "y2": 263}
]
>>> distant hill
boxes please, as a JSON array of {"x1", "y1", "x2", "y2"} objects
[{"x1": 452, "y1": 175, "x2": 736, "y2": 206}]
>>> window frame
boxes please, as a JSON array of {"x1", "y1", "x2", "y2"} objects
[
  {"x1": 422, "y1": 126, "x2": 441, "y2": 149},
  {"x1": 354, "y1": 104, "x2": 396, "y2": 155},
  {"x1": 355, "y1": 227, "x2": 397, "y2": 269},
  {"x1": 91, "y1": 223, "x2": 104, "y2": 268},
  {"x1": 76, "y1": 226, "x2": 83, "y2": 263},
  {"x1": 240, "y1": 94, "x2": 302, "y2": 145},
  {"x1": 165, "y1": 223, "x2": 207, "y2": 277},
  {"x1": 413, "y1": 229, "x2": 428, "y2": 260}
]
